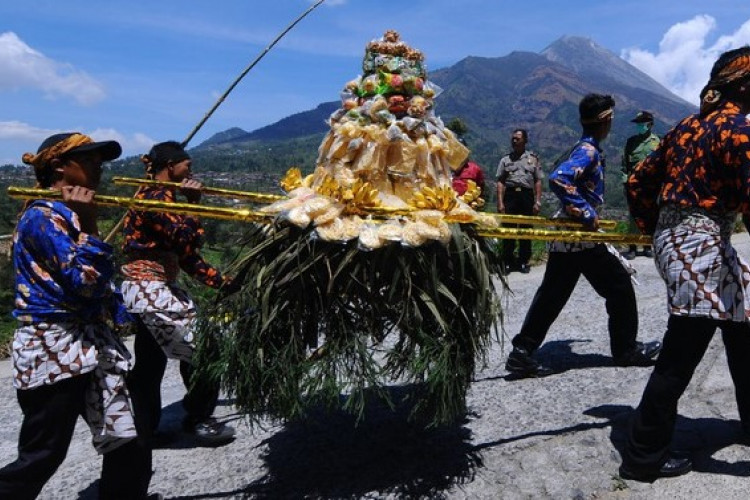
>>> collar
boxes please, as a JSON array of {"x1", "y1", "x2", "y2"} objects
[{"x1": 579, "y1": 135, "x2": 601, "y2": 151}]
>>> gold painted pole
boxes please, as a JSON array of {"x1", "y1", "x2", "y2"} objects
[
  {"x1": 111, "y1": 177, "x2": 285, "y2": 203},
  {"x1": 7, "y1": 187, "x2": 273, "y2": 224},
  {"x1": 110, "y1": 177, "x2": 619, "y2": 230},
  {"x1": 8, "y1": 186, "x2": 650, "y2": 245},
  {"x1": 476, "y1": 226, "x2": 651, "y2": 246},
  {"x1": 489, "y1": 213, "x2": 617, "y2": 230}
]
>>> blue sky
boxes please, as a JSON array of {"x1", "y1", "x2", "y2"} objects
[{"x1": 1, "y1": 1, "x2": 750, "y2": 165}]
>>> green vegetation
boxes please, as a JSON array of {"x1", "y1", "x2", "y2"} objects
[{"x1": 0, "y1": 253, "x2": 14, "y2": 358}]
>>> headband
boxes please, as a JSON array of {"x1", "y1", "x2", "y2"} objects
[
  {"x1": 21, "y1": 133, "x2": 93, "y2": 168},
  {"x1": 580, "y1": 108, "x2": 614, "y2": 125}
]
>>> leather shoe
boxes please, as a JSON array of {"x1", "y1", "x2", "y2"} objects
[
  {"x1": 505, "y1": 347, "x2": 553, "y2": 378},
  {"x1": 619, "y1": 456, "x2": 692, "y2": 482},
  {"x1": 519, "y1": 263, "x2": 531, "y2": 274},
  {"x1": 613, "y1": 341, "x2": 662, "y2": 367},
  {"x1": 183, "y1": 417, "x2": 235, "y2": 446}
]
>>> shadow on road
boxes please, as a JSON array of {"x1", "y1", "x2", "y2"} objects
[
  {"x1": 239, "y1": 386, "x2": 481, "y2": 499},
  {"x1": 588, "y1": 404, "x2": 750, "y2": 479}
]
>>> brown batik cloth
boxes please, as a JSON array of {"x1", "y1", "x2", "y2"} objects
[
  {"x1": 120, "y1": 279, "x2": 197, "y2": 363},
  {"x1": 12, "y1": 322, "x2": 136, "y2": 453},
  {"x1": 653, "y1": 205, "x2": 750, "y2": 321}
]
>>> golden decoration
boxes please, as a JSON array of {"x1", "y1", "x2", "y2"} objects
[
  {"x1": 408, "y1": 184, "x2": 458, "y2": 211},
  {"x1": 458, "y1": 180, "x2": 485, "y2": 210},
  {"x1": 280, "y1": 167, "x2": 303, "y2": 193}
]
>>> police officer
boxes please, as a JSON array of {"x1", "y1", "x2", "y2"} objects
[
  {"x1": 621, "y1": 111, "x2": 659, "y2": 259},
  {"x1": 496, "y1": 129, "x2": 543, "y2": 273}
]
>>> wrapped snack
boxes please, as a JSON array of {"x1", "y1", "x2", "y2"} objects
[
  {"x1": 342, "y1": 215, "x2": 365, "y2": 240},
  {"x1": 261, "y1": 195, "x2": 304, "y2": 214},
  {"x1": 415, "y1": 220, "x2": 441, "y2": 240},
  {"x1": 414, "y1": 209, "x2": 445, "y2": 226},
  {"x1": 447, "y1": 201, "x2": 478, "y2": 223},
  {"x1": 312, "y1": 203, "x2": 344, "y2": 226},
  {"x1": 303, "y1": 197, "x2": 333, "y2": 217},
  {"x1": 377, "y1": 221, "x2": 403, "y2": 242},
  {"x1": 401, "y1": 221, "x2": 427, "y2": 247},
  {"x1": 436, "y1": 220, "x2": 452, "y2": 244},
  {"x1": 287, "y1": 206, "x2": 312, "y2": 228},
  {"x1": 315, "y1": 219, "x2": 355, "y2": 242},
  {"x1": 358, "y1": 222, "x2": 383, "y2": 250}
]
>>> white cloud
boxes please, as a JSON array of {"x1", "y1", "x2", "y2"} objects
[
  {"x1": 86, "y1": 128, "x2": 156, "y2": 157},
  {"x1": 0, "y1": 121, "x2": 154, "y2": 160},
  {"x1": 0, "y1": 120, "x2": 58, "y2": 142},
  {"x1": 622, "y1": 16, "x2": 750, "y2": 105},
  {"x1": 0, "y1": 32, "x2": 106, "y2": 105}
]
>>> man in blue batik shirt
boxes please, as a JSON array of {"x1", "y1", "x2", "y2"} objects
[{"x1": 504, "y1": 94, "x2": 663, "y2": 378}]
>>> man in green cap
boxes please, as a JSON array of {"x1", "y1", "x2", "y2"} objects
[{"x1": 621, "y1": 110, "x2": 659, "y2": 259}]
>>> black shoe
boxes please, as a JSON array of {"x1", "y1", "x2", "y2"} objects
[
  {"x1": 183, "y1": 417, "x2": 235, "y2": 446},
  {"x1": 622, "y1": 250, "x2": 636, "y2": 260},
  {"x1": 643, "y1": 248, "x2": 654, "y2": 258},
  {"x1": 613, "y1": 341, "x2": 662, "y2": 367},
  {"x1": 505, "y1": 347, "x2": 553, "y2": 378},
  {"x1": 519, "y1": 263, "x2": 531, "y2": 274},
  {"x1": 619, "y1": 456, "x2": 692, "y2": 482}
]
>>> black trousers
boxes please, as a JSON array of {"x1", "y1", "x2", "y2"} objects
[
  {"x1": 0, "y1": 375, "x2": 151, "y2": 500},
  {"x1": 622, "y1": 315, "x2": 750, "y2": 469},
  {"x1": 128, "y1": 319, "x2": 220, "y2": 441},
  {"x1": 502, "y1": 187, "x2": 534, "y2": 266},
  {"x1": 511, "y1": 245, "x2": 638, "y2": 358}
]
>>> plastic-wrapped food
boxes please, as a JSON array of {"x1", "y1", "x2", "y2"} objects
[
  {"x1": 407, "y1": 96, "x2": 429, "y2": 118},
  {"x1": 401, "y1": 221, "x2": 427, "y2": 247},
  {"x1": 436, "y1": 220, "x2": 452, "y2": 244},
  {"x1": 414, "y1": 209, "x2": 444, "y2": 226},
  {"x1": 415, "y1": 220, "x2": 441, "y2": 240},
  {"x1": 387, "y1": 95, "x2": 408, "y2": 115},
  {"x1": 359, "y1": 74, "x2": 380, "y2": 97},
  {"x1": 422, "y1": 81, "x2": 442, "y2": 99},
  {"x1": 312, "y1": 203, "x2": 344, "y2": 226},
  {"x1": 287, "y1": 206, "x2": 312, "y2": 227},
  {"x1": 447, "y1": 201, "x2": 478, "y2": 223},
  {"x1": 261, "y1": 194, "x2": 304, "y2": 213},
  {"x1": 342, "y1": 216, "x2": 364, "y2": 240},
  {"x1": 315, "y1": 219, "x2": 354, "y2": 242},
  {"x1": 358, "y1": 222, "x2": 383, "y2": 250},
  {"x1": 377, "y1": 221, "x2": 403, "y2": 241},
  {"x1": 475, "y1": 213, "x2": 500, "y2": 228},
  {"x1": 303, "y1": 197, "x2": 332, "y2": 217}
]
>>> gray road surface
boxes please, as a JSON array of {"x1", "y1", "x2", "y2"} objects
[{"x1": 1, "y1": 234, "x2": 749, "y2": 499}]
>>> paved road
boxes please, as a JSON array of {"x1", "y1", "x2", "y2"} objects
[{"x1": 1, "y1": 235, "x2": 749, "y2": 499}]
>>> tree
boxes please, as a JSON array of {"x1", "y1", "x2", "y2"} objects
[{"x1": 445, "y1": 117, "x2": 469, "y2": 137}]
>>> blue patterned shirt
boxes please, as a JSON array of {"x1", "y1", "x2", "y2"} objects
[
  {"x1": 548, "y1": 135, "x2": 605, "y2": 227},
  {"x1": 13, "y1": 200, "x2": 119, "y2": 324}
]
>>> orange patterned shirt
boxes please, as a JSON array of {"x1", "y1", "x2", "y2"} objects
[
  {"x1": 626, "y1": 101, "x2": 750, "y2": 235},
  {"x1": 121, "y1": 186, "x2": 228, "y2": 288}
]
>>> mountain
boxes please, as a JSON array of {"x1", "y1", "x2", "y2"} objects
[
  {"x1": 198, "y1": 127, "x2": 249, "y2": 147},
  {"x1": 193, "y1": 36, "x2": 696, "y2": 183}
]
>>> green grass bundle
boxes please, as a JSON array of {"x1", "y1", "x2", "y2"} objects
[{"x1": 195, "y1": 223, "x2": 503, "y2": 427}]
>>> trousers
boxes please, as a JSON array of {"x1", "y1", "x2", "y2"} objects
[
  {"x1": 511, "y1": 245, "x2": 638, "y2": 358},
  {"x1": 622, "y1": 315, "x2": 750, "y2": 468},
  {"x1": 502, "y1": 187, "x2": 534, "y2": 266},
  {"x1": 0, "y1": 375, "x2": 152, "y2": 499},
  {"x1": 128, "y1": 320, "x2": 220, "y2": 441}
]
